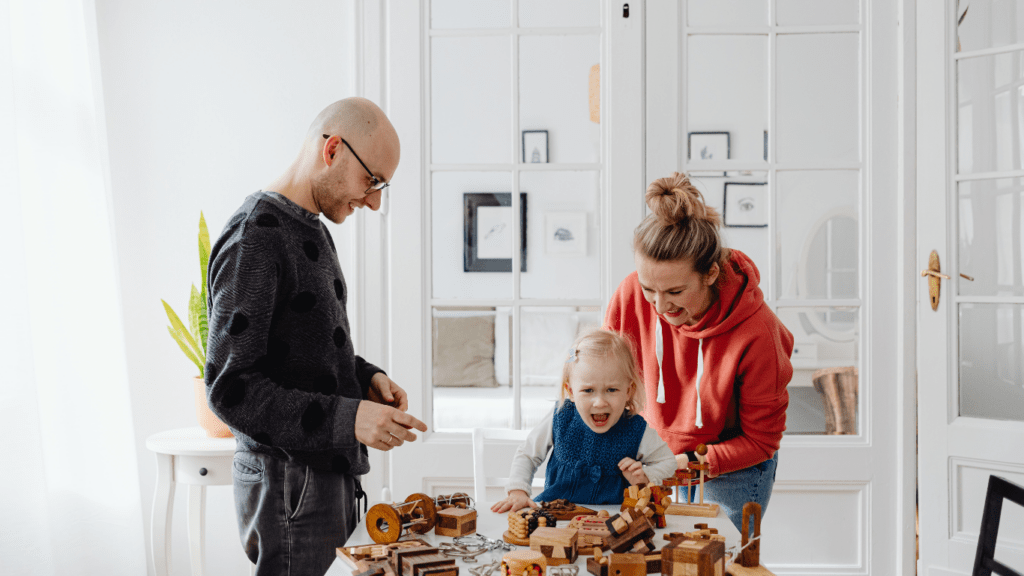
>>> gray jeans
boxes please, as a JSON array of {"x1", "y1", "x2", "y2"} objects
[{"x1": 233, "y1": 449, "x2": 358, "y2": 576}]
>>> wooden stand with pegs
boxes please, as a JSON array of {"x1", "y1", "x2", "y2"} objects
[{"x1": 663, "y1": 445, "x2": 720, "y2": 518}]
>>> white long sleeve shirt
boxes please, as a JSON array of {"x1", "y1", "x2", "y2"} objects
[{"x1": 506, "y1": 404, "x2": 679, "y2": 495}]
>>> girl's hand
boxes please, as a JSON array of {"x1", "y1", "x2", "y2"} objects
[
  {"x1": 490, "y1": 490, "x2": 539, "y2": 514},
  {"x1": 618, "y1": 457, "x2": 650, "y2": 486},
  {"x1": 674, "y1": 453, "x2": 691, "y2": 471}
]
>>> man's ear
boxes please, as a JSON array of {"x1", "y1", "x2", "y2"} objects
[{"x1": 322, "y1": 135, "x2": 340, "y2": 166}]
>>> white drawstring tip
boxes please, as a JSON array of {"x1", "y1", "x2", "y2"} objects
[{"x1": 656, "y1": 377, "x2": 666, "y2": 403}]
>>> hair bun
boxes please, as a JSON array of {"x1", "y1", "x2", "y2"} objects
[{"x1": 645, "y1": 172, "x2": 721, "y2": 228}]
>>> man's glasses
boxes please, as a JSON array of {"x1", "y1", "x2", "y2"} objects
[{"x1": 323, "y1": 134, "x2": 389, "y2": 194}]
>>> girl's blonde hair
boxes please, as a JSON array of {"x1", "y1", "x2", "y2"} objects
[
  {"x1": 633, "y1": 172, "x2": 730, "y2": 276},
  {"x1": 559, "y1": 329, "x2": 645, "y2": 416}
]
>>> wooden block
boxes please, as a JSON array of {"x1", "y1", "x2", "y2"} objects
[
  {"x1": 605, "y1": 515, "x2": 656, "y2": 554},
  {"x1": 608, "y1": 553, "x2": 646, "y2": 576},
  {"x1": 530, "y1": 527, "x2": 579, "y2": 564},
  {"x1": 435, "y1": 507, "x2": 477, "y2": 537},
  {"x1": 725, "y1": 563, "x2": 776, "y2": 575},
  {"x1": 663, "y1": 503, "x2": 719, "y2": 518},
  {"x1": 643, "y1": 553, "x2": 661, "y2": 574},
  {"x1": 607, "y1": 515, "x2": 629, "y2": 536},
  {"x1": 587, "y1": 557, "x2": 609, "y2": 576},
  {"x1": 661, "y1": 538, "x2": 725, "y2": 576},
  {"x1": 502, "y1": 550, "x2": 547, "y2": 576},
  {"x1": 628, "y1": 486, "x2": 639, "y2": 499},
  {"x1": 391, "y1": 547, "x2": 459, "y2": 576}
]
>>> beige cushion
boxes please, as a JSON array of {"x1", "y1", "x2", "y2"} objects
[{"x1": 433, "y1": 314, "x2": 498, "y2": 387}]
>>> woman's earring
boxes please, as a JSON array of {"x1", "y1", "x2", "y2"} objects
[{"x1": 565, "y1": 347, "x2": 577, "y2": 363}]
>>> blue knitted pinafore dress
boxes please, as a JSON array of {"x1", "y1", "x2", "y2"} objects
[{"x1": 535, "y1": 400, "x2": 647, "y2": 504}]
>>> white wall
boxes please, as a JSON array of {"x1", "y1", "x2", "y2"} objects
[{"x1": 94, "y1": 1, "x2": 358, "y2": 574}]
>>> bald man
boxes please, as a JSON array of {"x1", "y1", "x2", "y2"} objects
[{"x1": 205, "y1": 97, "x2": 426, "y2": 576}]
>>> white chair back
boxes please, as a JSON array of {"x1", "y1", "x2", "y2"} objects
[{"x1": 471, "y1": 428, "x2": 546, "y2": 505}]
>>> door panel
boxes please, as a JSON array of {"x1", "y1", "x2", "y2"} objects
[{"x1": 918, "y1": 1, "x2": 1024, "y2": 574}]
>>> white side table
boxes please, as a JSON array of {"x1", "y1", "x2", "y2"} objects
[{"x1": 146, "y1": 426, "x2": 246, "y2": 576}]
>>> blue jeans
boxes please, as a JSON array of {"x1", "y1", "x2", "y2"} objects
[
  {"x1": 687, "y1": 452, "x2": 778, "y2": 534},
  {"x1": 233, "y1": 449, "x2": 358, "y2": 576}
]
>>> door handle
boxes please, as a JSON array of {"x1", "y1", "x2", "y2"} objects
[{"x1": 921, "y1": 250, "x2": 946, "y2": 311}]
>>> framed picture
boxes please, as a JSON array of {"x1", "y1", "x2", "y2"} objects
[
  {"x1": 723, "y1": 182, "x2": 768, "y2": 227},
  {"x1": 544, "y1": 212, "x2": 587, "y2": 256},
  {"x1": 522, "y1": 130, "x2": 549, "y2": 163},
  {"x1": 687, "y1": 131, "x2": 730, "y2": 161},
  {"x1": 463, "y1": 192, "x2": 528, "y2": 272}
]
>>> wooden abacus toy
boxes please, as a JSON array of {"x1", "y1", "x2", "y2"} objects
[
  {"x1": 366, "y1": 493, "x2": 438, "y2": 544},
  {"x1": 504, "y1": 508, "x2": 558, "y2": 546},
  {"x1": 501, "y1": 550, "x2": 546, "y2": 576},
  {"x1": 663, "y1": 445, "x2": 719, "y2": 518}
]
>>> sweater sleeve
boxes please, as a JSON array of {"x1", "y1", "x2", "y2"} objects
[
  {"x1": 638, "y1": 426, "x2": 678, "y2": 484},
  {"x1": 706, "y1": 317, "x2": 793, "y2": 477},
  {"x1": 205, "y1": 228, "x2": 362, "y2": 452},
  {"x1": 355, "y1": 356, "x2": 384, "y2": 399},
  {"x1": 506, "y1": 407, "x2": 555, "y2": 495}
]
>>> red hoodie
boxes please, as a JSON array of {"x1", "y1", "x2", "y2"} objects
[{"x1": 604, "y1": 250, "x2": 794, "y2": 477}]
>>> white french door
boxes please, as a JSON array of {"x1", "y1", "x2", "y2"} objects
[{"x1": 917, "y1": 1, "x2": 1024, "y2": 575}]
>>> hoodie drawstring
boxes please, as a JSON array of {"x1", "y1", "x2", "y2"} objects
[
  {"x1": 654, "y1": 319, "x2": 703, "y2": 428},
  {"x1": 655, "y1": 320, "x2": 665, "y2": 403}
]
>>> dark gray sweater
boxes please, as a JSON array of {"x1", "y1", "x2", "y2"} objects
[{"x1": 205, "y1": 191, "x2": 380, "y2": 474}]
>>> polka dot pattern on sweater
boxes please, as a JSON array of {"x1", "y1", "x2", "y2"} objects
[
  {"x1": 303, "y1": 240, "x2": 319, "y2": 262},
  {"x1": 228, "y1": 312, "x2": 249, "y2": 335},
  {"x1": 301, "y1": 401, "x2": 326, "y2": 432},
  {"x1": 290, "y1": 292, "x2": 316, "y2": 312}
]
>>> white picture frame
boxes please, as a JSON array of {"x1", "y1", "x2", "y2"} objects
[
  {"x1": 544, "y1": 212, "x2": 587, "y2": 256},
  {"x1": 687, "y1": 131, "x2": 731, "y2": 161}
]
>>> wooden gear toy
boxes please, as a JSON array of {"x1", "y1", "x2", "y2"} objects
[{"x1": 366, "y1": 493, "x2": 438, "y2": 544}]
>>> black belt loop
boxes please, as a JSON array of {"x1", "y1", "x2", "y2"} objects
[{"x1": 353, "y1": 477, "x2": 368, "y2": 523}]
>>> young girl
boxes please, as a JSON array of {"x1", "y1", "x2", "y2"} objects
[{"x1": 491, "y1": 329, "x2": 677, "y2": 513}]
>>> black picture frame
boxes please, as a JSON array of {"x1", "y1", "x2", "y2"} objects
[
  {"x1": 463, "y1": 192, "x2": 528, "y2": 272},
  {"x1": 723, "y1": 182, "x2": 768, "y2": 228},
  {"x1": 763, "y1": 130, "x2": 768, "y2": 161},
  {"x1": 522, "y1": 130, "x2": 549, "y2": 163},
  {"x1": 687, "y1": 131, "x2": 731, "y2": 162}
]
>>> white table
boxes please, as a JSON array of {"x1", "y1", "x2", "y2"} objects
[
  {"x1": 146, "y1": 426, "x2": 249, "y2": 576},
  {"x1": 327, "y1": 501, "x2": 741, "y2": 575}
]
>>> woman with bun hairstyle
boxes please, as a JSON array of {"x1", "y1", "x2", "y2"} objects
[{"x1": 604, "y1": 172, "x2": 794, "y2": 531}]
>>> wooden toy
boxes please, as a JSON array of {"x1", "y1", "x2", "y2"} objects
[
  {"x1": 603, "y1": 512, "x2": 656, "y2": 554},
  {"x1": 726, "y1": 503, "x2": 775, "y2": 575},
  {"x1": 337, "y1": 538, "x2": 432, "y2": 574},
  {"x1": 566, "y1": 515, "x2": 611, "y2": 554},
  {"x1": 501, "y1": 550, "x2": 547, "y2": 576},
  {"x1": 366, "y1": 493, "x2": 438, "y2": 544},
  {"x1": 588, "y1": 551, "x2": 660, "y2": 576},
  {"x1": 529, "y1": 526, "x2": 579, "y2": 566},
  {"x1": 536, "y1": 499, "x2": 597, "y2": 521},
  {"x1": 436, "y1": 507, "x2": 478, "y2": 537},
  {"x1": 661, "y1": 535, "x2": 725, "y2": 576},
  {"x1": 663, "y1": 524, "x2": 725, "y2": 545},
  {"x1": 392, "y1": 545, "x2": 459, "y2": 576},
  {"x1": 504, "y1": 508, "x2": 558, "y2": 545},
  {"x1": 436, "y1": 492, "x2": 475, "y2": 510},
  {"x1": 621, "y1": 484, "x2": 671, "y2": 529},
  {"x1": 663, "y1": 445, "x2": 719, "y2": 518}
]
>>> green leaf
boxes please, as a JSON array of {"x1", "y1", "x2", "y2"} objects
[
  {"x1": 167, "y1": 326, "x2": 204, "y2": 377},
  {"x1": 199, "y1": 212, "x2": 211, "y2": 302},
  {"x1": 188, "y1": 285, "x2": 203, "y2": 353},
  {"x1": 163, "y1": 299, "x2": 205, "y2": 367},
  {"x1": 198, "y1": 212, "x2": 211, "y2": 353}
]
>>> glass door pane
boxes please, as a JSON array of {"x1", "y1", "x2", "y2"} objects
[{"x1": 959, "y1": 303, "x2": 1024, "y2": 421}]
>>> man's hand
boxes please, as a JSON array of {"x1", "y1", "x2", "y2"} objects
[
  {"x1": 355, "y1": 400, "x2": 427, "y2": 452},
  {"x1": 490, "y1": 490, "x2": 539, "y2": 514},
  {"x1": 618, "y1": 457, "x2": 650, "y2": 486},
  {"x1": 368, "y1": 372, "x2": 408, "y2": 411}
]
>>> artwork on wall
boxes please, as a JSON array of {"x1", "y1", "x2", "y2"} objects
[
  {"x1": 687, "y1": 131, "x2": 730, "y2": 161},
  {"x1": 723, "y1": 182, "x2": 768, "y2": 228},
  {"x1": 522, "y1": 130, "x2": 549, "y2": 163},
  {"x1": 464, "y1": 192, "x2": 528, "y2": 272},
  {"x1": 544, "y1": 212, "x2": 587, "y2": 256}
]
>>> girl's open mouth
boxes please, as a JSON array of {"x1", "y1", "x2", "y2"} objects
[{"x1": 592, "y1": 413, "x2": 610, "y2": 426}]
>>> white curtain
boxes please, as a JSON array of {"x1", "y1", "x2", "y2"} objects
[{"x1": 0, "y1": 0, "x2": 147, "y2": 574}]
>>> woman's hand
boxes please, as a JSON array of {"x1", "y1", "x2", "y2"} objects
[
  {"x1": 618, "y1": 457, "x2": 650, "y2": 485},
  {"x1": 674, "y1": 453, "x2": 691, "y2": 471},
  {"x1": 490, "y1": 490, "x2": 539, "y2": 514}
]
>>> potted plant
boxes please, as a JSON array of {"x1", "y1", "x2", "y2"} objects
[{"x1": 161, "y1": 212, "x2": 232, "y2": 438}]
